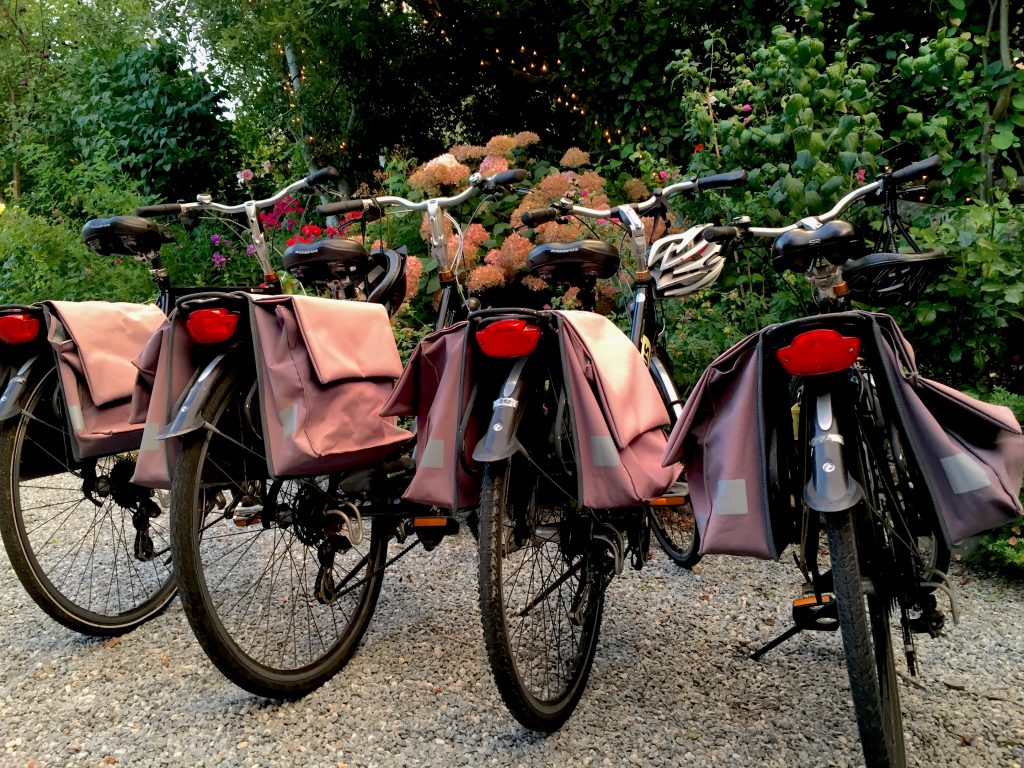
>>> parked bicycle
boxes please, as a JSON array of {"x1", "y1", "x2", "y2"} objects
[
  {"x1": 666, "y1": 155, "x2": 1024, "y2": 767},
  {"x1": 427, "y1": 169, "x2": 745, "y2": 730},
  {"x1": 0, "y1": 168, "x2": 334, "y2": 636},
  {"x1": 163, "y1": 169, "x2": 527, "y2": 698}
]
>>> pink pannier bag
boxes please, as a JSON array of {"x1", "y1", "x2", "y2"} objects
[
  {"x1": 248, "y1": 295, "x2": 413, "y2": 478},
  {"x1": 129, "y1": 315, "x2": 198, "y2": 489},
  {"x1": 42, "y1": 300, "x2": 165, "y2": 460},
  {"x1": 382, "y1": 311, "x2": 678, "y2": 511}
]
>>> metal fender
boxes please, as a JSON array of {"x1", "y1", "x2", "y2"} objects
[
  {"x1": 0, "y1": 356, "x2": 41, "y2": 422},
  {"x1": 803, "y1": 391, "x2": 863, "y2": 513},
  {"x1": 157, "y1": 351, "x2": 232, "y2": 440},
  {"x1": 471, "y1": 357, "x2": 530, "y2": 463}
]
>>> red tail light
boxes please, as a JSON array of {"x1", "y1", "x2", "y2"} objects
[
  {"x1": 186, "y1": 308, "x2": 240, "y2": 344},
  {"x1": 0, "y1": 313, "x2": 41, "y2": 345},
  {"x1": 776, "y1": 329, "x2": 861, "y2": 376},
  {"x1": 475, "y1": 319, "x2": 541, "y2": 358}
]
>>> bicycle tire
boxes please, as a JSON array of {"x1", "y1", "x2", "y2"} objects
[
  {"x1": 827, "y1": 510, "x2": 907, "y2": 768},
  {"x1": 0, "y1": 364, "x2": 176, "y2": 635},
  {"x1": 170, "y1": 367, "x2": 387, "y2": 699},
  {"x1": 478, "y1": 457, "x2": 605, "y2": 731},
  {"x1": 649, "y1": 497, "x2": 701, "y2": 568}
]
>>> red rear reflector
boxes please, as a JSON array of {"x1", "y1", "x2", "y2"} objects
[
  {"x1": 776, "y1": 329, "x2": 861, "y2": 376},
  {"x1": 186, "y1": 308, "x2": 240, "y2": 344},
  {"x1": 0, "y1": 313, "x2": 41, "y2": 345},
  {"x1": 475, "y1": 319, "x2": 541, "y2": 358}
]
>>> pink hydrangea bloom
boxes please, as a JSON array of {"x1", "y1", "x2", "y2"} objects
[
  {"x1": 467, "y1": 264, "x2": 506, "y2": 292},
  {"x1": 479, "y1": 154, "x2": 510, "y2": 177},
  {"x1": 236, "y1": 168, "x2": 254, "y2": 183},
  {"x1": 404, "y1": 256, "x2": 423, "y2": 299},
  {"x1": 484, "y1": 135, "x2": 516, "y2": 157},
  {"x1": 559, "y1": 147, "x2": 589, "y2": 168}
]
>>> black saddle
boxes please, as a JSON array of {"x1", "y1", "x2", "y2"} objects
[
  {"x1": 82, "y1": 216, "x2": 166, "y2": 256},
  {"x1": 772, "y1": 220, "x2": 863, "y2": 272},
  {"x1": 283, "y1": 238, "x2": 369, "y2": 282},
  {"x1": 527, "y1": 240, "x2": 620, "y2": 282}
]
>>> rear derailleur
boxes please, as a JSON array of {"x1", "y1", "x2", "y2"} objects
[{"x1": 81, "y1": 458, "x2": 163, "y2": 562}]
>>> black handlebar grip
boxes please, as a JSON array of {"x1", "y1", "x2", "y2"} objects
[
  {"x1": 696, "y1": 168, "x2": 748, "y2": 190},
  {"x1": 136, "y1": 203, "x2": 184, "y2": 216},
  {"x1": 890, "y1": 155, "x2": 941, "y2": 184},
  {"x1": 316, "y1": 199, "x2": 366, "y2": 217},
  {"x1": 304, "y1": 166, "x2": 340, "y2": 187},
  {"x1": 489, "y1": 169, "x2": 529, "y2": 186},
  {"x1": 701, "y1": 226, "x2": 742, "y2": 244},
  {"x1": 520, "y1": 207, "x2": 560, "y2": 227}
]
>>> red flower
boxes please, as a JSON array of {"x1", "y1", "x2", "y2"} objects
[
  {"x1": 301, "y1": 223, "x2": 322, "y2": 237},
  {"x1": 344, "y1": 210, "x2": 363, "y2": 222},
  {"x1": 326, "y1": 226, "x2": 339, "y2": 237},
  {"x1": 694, "y1": 144, "x2": 704, "y2": 152}
]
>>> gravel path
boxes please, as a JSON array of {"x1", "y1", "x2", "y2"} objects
[{"x1": 2, "y1": 528, "x2": 1022, "y2": 768}]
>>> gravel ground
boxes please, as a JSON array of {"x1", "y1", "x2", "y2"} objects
[{"x1": 1, "y1": 527, "x2": 1022, "y2": 768}]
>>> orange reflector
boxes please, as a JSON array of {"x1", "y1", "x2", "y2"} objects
[
  {"x1": 413, "y1": 517, "x2": 449, "y2": 528},
  {"x1": 793, "y1": 594, "x2": 833, "y2": 608},
  {"x1": 650, "y1": 496, "x2": 687, "y2": 506}
]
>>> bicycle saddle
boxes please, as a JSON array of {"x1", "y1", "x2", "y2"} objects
[
  {"x1": 82, "y1": 215, "x2": 166, "y2": 256},
  {"x1": 283, "y1": 238, "x2": 369, "y2": 282},
  {"x1": 843, "y1": 248, "x2": 950, "y2": 306},
  {"x1": 527, "y1": 240, "x2": 620, "y2": 282},
  {"x1": 772, "y1": 220, "x2": 863, "y2": 272}
]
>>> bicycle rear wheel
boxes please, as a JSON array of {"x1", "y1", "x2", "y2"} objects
[
  {"x1": 649, "y1": 494, "x2": 701, "y2": 568},
  {"x1": 170, "y1": 368, "x2": 387, "y2": 699},
  {"x1": 0, "y1": 364, "x2": 175, "y2": 635},
  {"x1": 478, "y1": 456, "x2": 605, "y2": 731},
  {"x1": 827, "y1": 510, "x2": 906, "y2": 768}
]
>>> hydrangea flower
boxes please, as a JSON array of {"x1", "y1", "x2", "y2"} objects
[{"x1": 236, "y1": 168, "x2": 254, "y2": 184}]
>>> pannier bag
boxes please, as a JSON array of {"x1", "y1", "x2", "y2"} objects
[
  {"x1": 248, "y1": 295, "x2": 412, "y2": 477},
  {"x1": 43, "y1": 301, "x2": 165, "y2": 460},
  {"x1": 381, "y1": 310, "x2": 678, "y2": 510},
  {"x1": 662, "y1": 310, "x2": 1024, "y2": 559}
]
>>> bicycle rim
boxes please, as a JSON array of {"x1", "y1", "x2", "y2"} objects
[
  {"x1": 170, "y1": 370, "x2": 387, "y2": 699},
  {"x1": 0, "y1": 365, "x2": 175, "y2": 635},
  {"x1": 649, "y1": 499, "x2": 701, "y2": 568},
  {"x1": 478, "y1": 458, "x2": 604, "y2": 731},
  {"x1": 827, "y1": 511, "x2": 906, "y2": 768}
]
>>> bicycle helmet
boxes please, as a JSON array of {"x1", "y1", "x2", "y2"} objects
[{"x1": 647, "y1": 223, "x2": 726, "y2": 297}]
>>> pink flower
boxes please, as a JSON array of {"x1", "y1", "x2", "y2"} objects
[
  {"x1": 856, "y1": 168, "x2": 867, "y2": 184},
  {"x1": 479, "y1": 154, "x2": 510, "y2": 177},
  {"x1": 743, "y1": 117, "x2": 751, "y2": 125},
  {"x1": 211, "y1": 251, "x2": 226, "y2": 268},
  {"x1": 236, "y1": 168, "x2": 254, "y2": 184},
  {"x1": 210, "y1": 234, "x2": 221, "y2": 245},
  {"x1": 1009, "y1": 536, "x2": 1018, "y2": 547},
  {"x1": 262, "y1": 161, "x2": 273, "y2": 173},
  {"x1": 742, "y1": 103, "x2": 752, "y2": 112},
  {"x1": 659, "y1": 171, "x2": 667, "y2": 180}
]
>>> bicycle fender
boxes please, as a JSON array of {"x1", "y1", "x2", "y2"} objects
[
  {"x1": 471, "y1": 357, "x2": 530, "y2": 463},
  {"x1": 157, "y1": 351, "x2": 231, "y2": 440},
  {"x1": 0, "y1": 356, "x2": 42, "y2": 422},
  {"x1": 803, "y1": 391, "x2": 863, "y2": 513}
]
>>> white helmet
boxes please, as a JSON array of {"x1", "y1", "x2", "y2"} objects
[{"x1": 647, "y1": 223, "x2": 726, "y2": 297}]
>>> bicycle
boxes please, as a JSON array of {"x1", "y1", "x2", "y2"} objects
[
  {"x1": 0, "y1": 168, "x2": 335, "y2": 636},
  {"x1": 163, "y1": 169, "x2": 527, "y2": 699},
  {"x1": 668, "y1": 155, "x2": 1024, "y2": 767},
  {"x1": 432, "y1": 169, "x2": 745, "y2": 730}
]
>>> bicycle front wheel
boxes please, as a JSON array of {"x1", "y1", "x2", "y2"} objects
[
  {"x1": 170, "y1": 369, "x2": 388, "y2": 699},
  {"x1": 827, "y1": 510, "x2": 906, "y2": 768},
  {"x1": 478, "y1": 457, "x2": 605, "y2": 732},
  {"x1": 0, "y1": 364, "x2": 176, "y2": 635}
]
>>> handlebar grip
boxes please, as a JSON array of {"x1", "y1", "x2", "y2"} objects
[
  {"x1": 701, "y1": 226, "x2": 742, "y2": 244},
  {"x1": 304, "y1": 166, "x2": 340, "y2": 187},
  {"x1": 489, "y1": 168, "x2": 528, "y2": 186},
  {"x1": 316, "y1": 199, "x2": 366, "y2": 217},
  {"x1": 136, "y1": 203, "x2": 184, "y2": 216},
  {"x1": 890, "y1": 155, "x2": 941, "y2": 184},
  {"x1": 696, "y1": 168, "x2": 748, "y2": 190},
  {"x1": 520, "y1": 207, "x2": 560, "y2": 227}
]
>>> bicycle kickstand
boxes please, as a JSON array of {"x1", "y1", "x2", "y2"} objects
[{"x1": 749, "y1": 593, "x2": 839, "y2": 661}]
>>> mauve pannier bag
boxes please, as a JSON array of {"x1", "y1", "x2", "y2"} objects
[{"x1": 43, "y1": 300, "x2": 165, "y2": 461}]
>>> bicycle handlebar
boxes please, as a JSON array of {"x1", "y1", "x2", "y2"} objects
[
  {"x1": 889, "y1": 155, "x2": 941, "y2": 184},
  {"x1": 303, "y1": 166, "x2": 339, "y2": 188},
  {"x1": 315, "y1": 169, "x2": 527, "y2": 218},
  {"x1": 520, "y1": 168, "x2": 748, "y2": 226},
  {"x1": 136, "y1": 203, "x2": 186, "y2": 216}
]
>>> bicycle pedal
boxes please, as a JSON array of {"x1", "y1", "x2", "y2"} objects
[
  {"x1": 651, "y1": 481, "x2": 689, "y2": 506},
  {"x1": 232, "y1": 505, "x2": 263, "y2": 527},
  {"x1": 412, "y1": 516, "x2": 459, "y2": 551},
  {"x1": 791, "y1": 593, "x2": 839, "y2": 631},
  {"x1": 908, "y1": 609, "x2": 945, "y2": 636}
]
